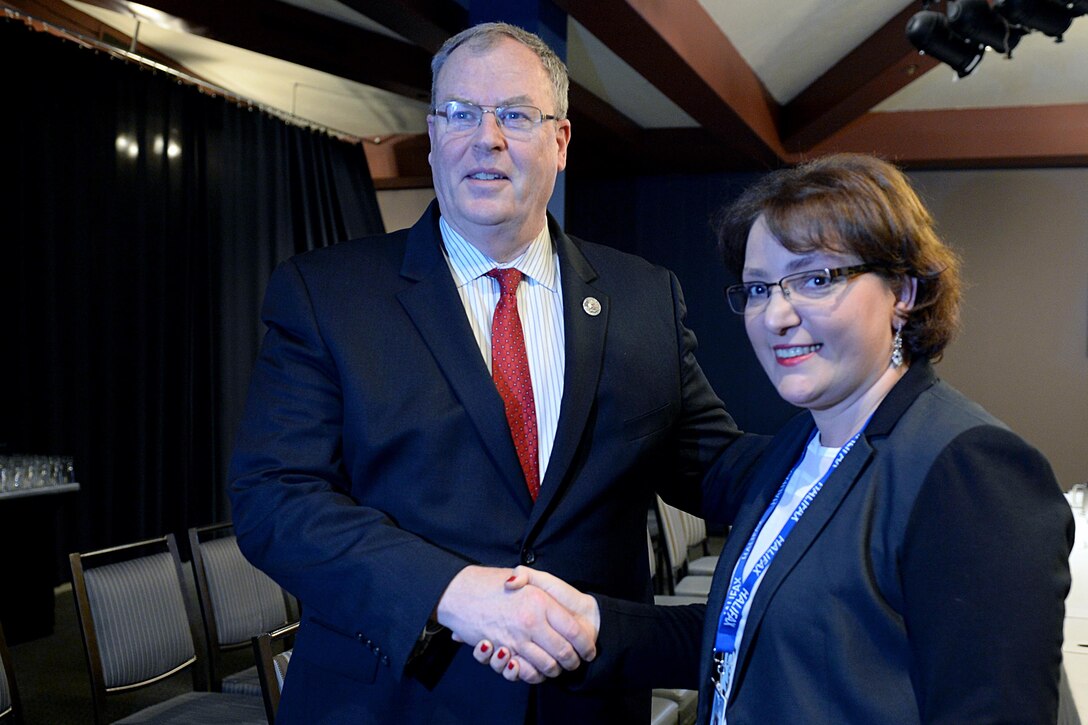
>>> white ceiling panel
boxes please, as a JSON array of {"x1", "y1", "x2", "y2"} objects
[{"x1": 696, "y1": 0, "x2": 909, "y2": 103}]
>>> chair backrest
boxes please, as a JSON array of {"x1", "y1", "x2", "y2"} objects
[
  {"x1": 69, "y1": 534, "x2": 199, "y2": 725},
  {"x1": 188, "y1": 523, "x2": 296, "y2": 691},
  {"x1": 655, "y1": 496, "x2": 693, "y2": 593},
  {"x1": 647, "y1": 525, "x2": 674, "y2": 593},
  {"x1": 680, "y1": 509, "x2": 708, "y2": 553},
  {"x1": 647, "y1": 527, "x2": 657, "y2": 580},
  {"x1": 251, "y1": 621, "x2": 299, "y2": 724},
  {"x1": 0, "y1": 621, "x2": 24, "y2": 725},
  {"x1": 656, "y1": 496, "x2": 711, "y2": 563}
]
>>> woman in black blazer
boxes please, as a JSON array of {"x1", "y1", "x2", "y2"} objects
[{"x1": 478, "y1": 153, "x2": 1074, "y2": 724}]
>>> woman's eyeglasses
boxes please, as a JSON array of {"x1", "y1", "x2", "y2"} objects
[{"x1": 724, "y1": 264, "x2": 882, "y2": 315}]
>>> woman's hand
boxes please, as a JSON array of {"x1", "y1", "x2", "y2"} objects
[{"x1": 472, "y1": 638, "x2": 544, "y2": 683}]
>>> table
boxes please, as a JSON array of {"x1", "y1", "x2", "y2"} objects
[{"x1": 0, "y1": 483, "x2": 80, "y2": 645}]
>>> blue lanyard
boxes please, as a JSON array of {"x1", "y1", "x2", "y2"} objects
[{"x1": 713, "y1": 427, "x2": 863, "y2": 656}]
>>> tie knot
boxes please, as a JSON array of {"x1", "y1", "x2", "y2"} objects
[{"x1": 487, "y1": 268, "x2": 523, "y2": 296}]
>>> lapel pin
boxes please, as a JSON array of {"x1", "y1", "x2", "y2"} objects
[{"x1": 582, "y1": 297, "x2": 602, "y2": 316}]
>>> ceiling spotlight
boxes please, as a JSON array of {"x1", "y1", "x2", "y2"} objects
[
  {"x1": 948, "y1": 0, "x2": 1027, "y2": 54},
  {"x1": 993, "y1": 0, "x2": 1075, "y2": 39},
  {"x1": 907, "y1": 10, "x2": 985, "y2": 76}
]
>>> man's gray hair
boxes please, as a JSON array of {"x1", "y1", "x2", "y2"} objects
[{"x1": 430, "y1": 22, "x2": 569, "y2": 120}]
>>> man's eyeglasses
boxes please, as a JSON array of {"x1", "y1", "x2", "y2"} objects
[
  {"x1": 724, "y1": 264, "x2": 882, "y2": 315},
  {"x1": 432, "y1": 101, "x2": 558, "y2": 136}
]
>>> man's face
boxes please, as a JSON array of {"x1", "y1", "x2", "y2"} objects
[{"x1": 427, "y1": 37, "x2": 571, "y2": 253}]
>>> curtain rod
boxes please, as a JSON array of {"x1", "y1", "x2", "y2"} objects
[{"x1": 1, "y1": 3, "x2": 375, "y2": 146}]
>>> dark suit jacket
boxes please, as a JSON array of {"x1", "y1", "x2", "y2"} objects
[
  {"x1": 228, "y1": 202, "x2": 753, "y2": 723},
  {"x1": 590, "y1": 361, "x2": 1073, "y2": 724}
]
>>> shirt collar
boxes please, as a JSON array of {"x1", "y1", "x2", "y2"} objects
[{"x1": 439, "y1": 217, "x2": 558, "y2": 292}]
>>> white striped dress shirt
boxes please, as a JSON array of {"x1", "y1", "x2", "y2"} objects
[{"x1": 439, "y1": 217, "x2": 565, "y2": 486}]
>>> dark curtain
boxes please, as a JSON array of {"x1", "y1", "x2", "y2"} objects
[
  {"x1": 1, "y1": 18, "x2": 385, "y2": 580},
  {"x1": 566, "y1": 171, "x2": 799, "y2": 436}
]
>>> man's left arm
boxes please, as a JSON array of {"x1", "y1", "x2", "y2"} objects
[{"x1": 661, "y1": 270, "x2": 769, "y2": 519}]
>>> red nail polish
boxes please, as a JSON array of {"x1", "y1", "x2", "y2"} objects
[
  {"x1": 480, "y1": 643, "x2": 489, "y2": 653},
  {"x1": 507, "y1": 662, "x2": 515, "y2": 670},
  {"x1": 506, "y1": 576, "x2": 517, "y2": 583},
  {"x1": 497, "y1": 649, "x2": 506, "y2": 659}
]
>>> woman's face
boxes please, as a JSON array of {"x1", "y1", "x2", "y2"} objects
[{"x1": 742, "y1": 216, "x2": 902, "y2": 419}]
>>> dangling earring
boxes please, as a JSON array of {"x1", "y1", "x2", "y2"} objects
[{"x1": 891, "y1": 321, "x2": 904, "y2": 368}]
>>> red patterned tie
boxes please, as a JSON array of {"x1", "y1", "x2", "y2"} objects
[{"x1": 487, "y1": 268, "x2": 540, "y2": 501}]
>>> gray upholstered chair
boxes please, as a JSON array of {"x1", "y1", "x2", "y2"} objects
[
  {"x1": 187, "y1": 523, "x2": 297, "y2": 696},
  {"x1": 655, "y1": 496, "x2": 713, "y2": 597},
  {"x1": 250, "y1": 621, "x2": 299, "y2": 724},
  {"x1": 69, "y1": 533, "x2": 267, "y2": 725},
  {"x1": 677, "y1": 512, "x2": 721, "y2": 577},
  {"x1": 648, "y1": 528, "x2": 707, "y2": 607},
  {"x1": 0, "y1": 621, "x2": 24, "y2": 725},
  {"x1": 650, "y1": 695, "x2": 679, "y2": 725}
]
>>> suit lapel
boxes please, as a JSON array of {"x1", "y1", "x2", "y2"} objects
[
  {"x1": 395, "y1": 203, "x2": 532, "y2": 512},
  {"x1": 527, "y1": 221, "x2": 607, "y2": 527}
]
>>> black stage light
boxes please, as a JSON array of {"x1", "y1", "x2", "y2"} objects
[
  {"x1": 948, "y1": 0, "x2": 1027, "y2": 54},
  {"x1": 994, "y1": 0, "x2": 1075, "y2": 38},
  {"x1": 907, "y1": 10, "x2": 985, "y2": 76}
]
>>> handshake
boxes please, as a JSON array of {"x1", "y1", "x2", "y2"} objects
[{"x1": 436, "y1": 565, "x2": 600, "y2": 684}]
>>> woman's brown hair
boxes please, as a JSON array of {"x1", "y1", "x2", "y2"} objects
[{"x1": 716, "y1": 153, "x2": 962, "y2": 362}]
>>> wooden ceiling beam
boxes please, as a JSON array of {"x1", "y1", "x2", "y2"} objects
[{"x1": 803, "y1": 105, "x2": 1088, "y2": 168}]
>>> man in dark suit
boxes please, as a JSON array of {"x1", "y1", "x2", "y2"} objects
[{"x1": 229, "y1": 21, "x2": 753, "y2": 724}]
